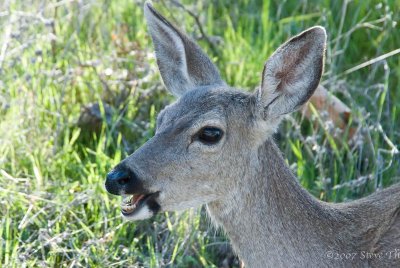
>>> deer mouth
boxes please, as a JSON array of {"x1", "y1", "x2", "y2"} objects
[{"x1": 120, "y1": 192, "x2": 160, "y2": 217}]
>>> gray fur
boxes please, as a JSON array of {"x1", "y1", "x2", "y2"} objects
[
  {"x1": 144, "y1": 3, "x2": 225, "y2": 97},
  {"x1": 110, "y1": 3, "x2": 400, "y2": 267}
]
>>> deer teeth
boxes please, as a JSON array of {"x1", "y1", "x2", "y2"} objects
[
  {"x1": 121, "y1": 195, "x2": 135, "y2": 213},
  {"x1": 121, "y1": 202, "x2": 136, "y2": 213},
  {"x1": 121, "y1": 194, "x2": 147, "y2": 214},
  {"x1": 121, "y1": 195, "x2": 136, "y2": 213},
  {"x1": 122, "y1": 195, "x2": 133, "y2": 204}
]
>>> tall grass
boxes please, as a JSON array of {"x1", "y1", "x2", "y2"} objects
[{"x1": 0, "y1": 0, "x2": 399, "y2": 267}]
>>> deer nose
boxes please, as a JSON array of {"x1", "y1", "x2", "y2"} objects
[
  {"x1": 105, "y1": 168, "x2": 135, "y2": 195},
  {"x1": 105, "y1": 165, "x2": 146, "y2": 196}
]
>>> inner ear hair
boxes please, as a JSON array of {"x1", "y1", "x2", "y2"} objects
[
  {"x1": 144, "y1": 2, "x2": 225, "y2": 97},
  {"x1": 257, "y1": 26, "x2": 327, "y2": 120}
]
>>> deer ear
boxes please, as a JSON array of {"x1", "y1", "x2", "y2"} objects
[
  {"x1": 256, "y1": 27, "x2": 326, "y2": 120},
  {"x1": 144, "y1": 2, "x2": 225, "y2": 97}
]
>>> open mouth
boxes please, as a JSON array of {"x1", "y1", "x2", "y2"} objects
[{"x1": 120, "y1": 192, "x2": 159, "y2": 216}]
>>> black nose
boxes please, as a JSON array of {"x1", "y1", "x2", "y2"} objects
[
  {"x1": 105, "y1": 167, "x2": 142, "y2": 195},
  {"x1": 105, "y1": 169, "x2": 129, "y2": 195}
]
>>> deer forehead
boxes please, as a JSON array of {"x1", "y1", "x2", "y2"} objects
[{"x1": 156, "y1": 86, "x2": 254, "y2": 133}]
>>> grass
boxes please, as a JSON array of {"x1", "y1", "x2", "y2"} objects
[{"x1": 0, "y1": 0, "x2": 399, "y2": 267}]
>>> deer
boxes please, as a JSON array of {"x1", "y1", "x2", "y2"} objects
[{"x1": 105, "y1": 2, "x2": 400, "y2": 267}]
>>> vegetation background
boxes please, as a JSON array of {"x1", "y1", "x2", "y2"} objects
[{"x1": 0, "y1": 0, "x2": 399, "y2": 267}]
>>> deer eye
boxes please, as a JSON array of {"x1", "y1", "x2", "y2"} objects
[{"x1": 196, "y1": 127, "x2": 223, "y2": 145}]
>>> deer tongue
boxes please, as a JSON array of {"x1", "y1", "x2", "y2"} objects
[
  {"x1": 122, "y1": 194, "x2": 145, "y2": 205},
  {"x1": 131, "y1": 194, "x2": 145, "y2": 205}
]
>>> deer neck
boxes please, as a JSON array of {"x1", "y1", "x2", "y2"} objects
[{"x1": 207, "y1": 139, "x2": 341, "y2": 267}]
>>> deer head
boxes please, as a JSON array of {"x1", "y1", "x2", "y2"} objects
[{"x1": 105, "y1": 2, "x2": 326, "y2": 221}]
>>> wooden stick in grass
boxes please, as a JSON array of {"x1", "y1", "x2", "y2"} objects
[{"x1": 301, "y1": 85, "x2": 357, "y2": 139}]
